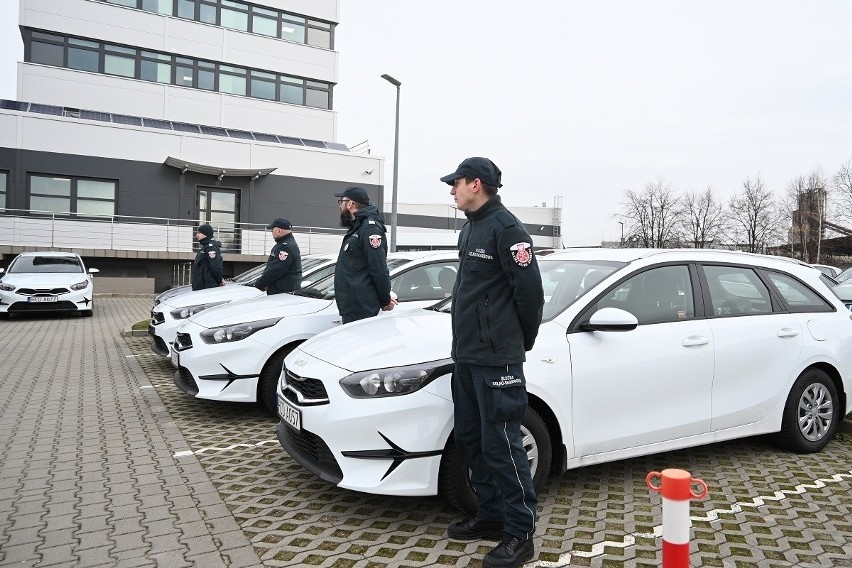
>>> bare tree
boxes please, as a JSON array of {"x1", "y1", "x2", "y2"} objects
[
  {"x1": 832, "y1": 159, "x2": 852, "y2": 225},
  {"x1": 679, "y1": 186, "x2": 723, "y2": 248},
  {"x1": 620, "y1": 179, "x2": 681, "y2": 248},
  {"x1": 725, "y1": 174, "x2": 779, "y2": 253}
]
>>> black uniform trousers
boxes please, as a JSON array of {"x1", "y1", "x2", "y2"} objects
[{"x1": 451, "y1": 362, "x2": 537, "y2": 540}]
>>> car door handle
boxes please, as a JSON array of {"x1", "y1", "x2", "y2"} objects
[
  {"x1": 682, "y1": 336, "x2": 710, "y2": 347},
  {"x1": 777, "y1": 328, "x2": 799, "y2": 338}
]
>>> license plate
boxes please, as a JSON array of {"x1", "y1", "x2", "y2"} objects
[
  {"x1": 278, "y1": 396, "x2": 301, "y2": 431},
  {"x1": 170, "y1": 346, "x2": 179, "y2": 368},
  {"x1": 28, "y1": 296, "x2": 57, "y2": 303}
]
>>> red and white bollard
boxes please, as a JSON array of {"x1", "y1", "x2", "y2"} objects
[{"x1": 646, "y1": 468, "x2": 708, "y2": 568}]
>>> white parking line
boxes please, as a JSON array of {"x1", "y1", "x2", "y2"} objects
[
  {"x1": 531, "y1": 468, "x2": 852, "y2": 567},
  {"x1": 174, "y1": 439, "x2": 279, "y2": 457}
]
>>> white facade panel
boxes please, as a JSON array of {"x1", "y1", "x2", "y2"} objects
[
  {"x1": 18, "y1": 64, "x2": 336, "y2": 140},
  {"x1": 2, "y1": 110, "x2": 380, "y2": 186},
  {"x1": 22, "y1": 0, "x2": 337, "y2": 81}
]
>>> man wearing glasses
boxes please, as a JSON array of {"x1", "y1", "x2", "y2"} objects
[{"x1": 333, "y1": 186, "x2": 396, "y2": 323}]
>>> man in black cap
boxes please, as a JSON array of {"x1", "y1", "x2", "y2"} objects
[
  {"x1": 440, "y1": 157, "x2": 544, "y2": 568},
  {"x1": 333, "y1": 186, "x2": 396, "y2": 323},
  {"x1": 255, "y1": 218, "x2": 302, "y2": 295},
  {"x1": 191, "y1": 223, "x2": 224, "y2": 291}
]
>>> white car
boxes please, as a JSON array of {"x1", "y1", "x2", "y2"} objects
[
  {"x1": 0, "y1": 252, "x2": 98, "y2": 318},
  {"x1": 275, "y1": 248, "x2": 852, "y2": 513},
  {"x1": 171, "y1": 250, "x2": 460, "y2": 413},
  {"x1": 149, "y1": 254, "x2": 336, "y2": 356},
  {"x1": 810, "y1": 263, "x2": 842, "y2": 279},
  {"x1": 152, "y1": 263, "x2": 266, "y2": 307}
]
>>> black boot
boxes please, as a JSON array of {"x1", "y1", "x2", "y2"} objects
[
  {"x1": 447, "y1": 516, "x2": 504, "y2": 541},
  {"x1": 483, "y1": 534, "x2": 535, "y2": 567}
]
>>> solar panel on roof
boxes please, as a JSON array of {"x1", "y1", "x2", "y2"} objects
[
  {"x1": 143, "y1": 118, "x2": 172, "y2": 129},
  {"x1": 226, "y1": 129, "x2": 255, "y2": 140},
  {"x1": 80, "y1": 110, "x2": 112, "y2": 122},
  {"x1": 277, "y1": 136, "x2": 304, "y2": 146},
  {"x1": 200, "y1": 126, "x2": 228, "y2": 136},
  {"x1": 325, "y1": 142, "x2": 350, "y2": 151},
  {"x1": 252, "y1": 132, "x2": 279, "y2": 143},
  {"x1": 0, "y1": 100, "x2": 28, "y2": 111},
  {"x1": 112, "y1": 114, "x2": 143, "y2": 126},
  {"x1": 29, "y1": 104, "x2": 63, "y2": 116},
  {"x1": 301, "y1": 139, "x2": 326, "y2": 149}
]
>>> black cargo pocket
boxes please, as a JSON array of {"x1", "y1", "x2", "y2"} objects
[{"x1": 482, "y1": 373, "x2": 527, "y2": 423}]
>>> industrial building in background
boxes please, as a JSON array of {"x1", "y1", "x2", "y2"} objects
[{"x1": 0, "y1": 0, "x2": 561, "y2": 292}]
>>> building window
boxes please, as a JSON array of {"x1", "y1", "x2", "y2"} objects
[
  {"x1": 23, "y1": 29, "x2": 334, "y2": 110},
  {"x1": 28, "y1": 175, "x2": 116, "y2": 216},
  {"x1": 0, "y1": 171, "x2": 7, "y2": 210},
  {"x1": 97, "y1": 0, "x2": 335, "y2": 49}
]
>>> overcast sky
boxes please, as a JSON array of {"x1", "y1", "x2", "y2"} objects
[{"x1": 3, "y1": 1, "x2": 852, "y2": 246}]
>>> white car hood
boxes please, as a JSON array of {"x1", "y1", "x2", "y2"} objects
[
  {"x1": 1, "y1": 273, "x2": 90, "y2": 288},
  {"x1": 161, "y1": 283, "x2": 261, "y2": 308},
  {"x1": 190, "y1": 293, "x2": 332, "y2": 327},
  {"x1": 301, "y1": 309, "x2": 452, "y2": 372}
]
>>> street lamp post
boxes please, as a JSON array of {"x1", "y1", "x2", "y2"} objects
[
  {"x1": 381, "y1": 73, "x2": 401, "y2": 252},
  {"x1": 618, "y1": 221, "x2": 624, "y2": 247}
]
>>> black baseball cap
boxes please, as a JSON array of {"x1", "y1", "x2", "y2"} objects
[
  {"x1": 440, "y1": 157, "x2": 503, "y2": 188},
  {"x1": 266, "y1": 217, "x2": 292, "y2": 230},
  {"x1": 334, "y1": 186, "x2": 371, "y2": 205}
]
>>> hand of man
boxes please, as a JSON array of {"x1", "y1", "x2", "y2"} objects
[{"x1": 381, "y1": 291, "x2": 398, "y2": 311}]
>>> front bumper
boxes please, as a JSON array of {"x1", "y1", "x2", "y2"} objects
[
  {"x1": 275, "y1": 351, "x2": 454, "y2": 497},
  {"x1": 0, "y1": 290, "x2": 92, "y2": 313}
]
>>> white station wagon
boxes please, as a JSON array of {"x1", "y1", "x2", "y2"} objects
[{"x1": 275, "y1": 248, "x2": 852, "y2": 512}]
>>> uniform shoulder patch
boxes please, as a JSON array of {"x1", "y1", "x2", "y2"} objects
[
  {"x1": 278, "y1": 250, "x2": 288, "y2": 261},
  {"x1": 509, "y1": 242, "x2": 532, "y2": 267},
  {"x1": 208, "y1": 250, "x2": 217, "y2": 259},
  {"x1": 368, "y1": 234, "x2": 382, "y2": 248}
]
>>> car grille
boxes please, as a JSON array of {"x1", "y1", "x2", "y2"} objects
[
  {"x1": 280, "y1": 367, "x2": 329, "y2": 405},
  {"x1": 17, "y1": 287, "x2": 69, "y2": 296},
  {"x1": 277, "y1": 423, "x2": 342, "y2": 483},
  {"x1": 173, "y1": 368, "x2": 198, "y2": 395},
  {"x1": 151, "y1": 311, "x2": 165, "y2": 325},
  {"x1": 9, "y1": 301, "x2": 77, "y2": 312},
  {"x1": 151, "y1": 335, "x2": 169, "y2": 357},
  {"x1": 174, "y1": 332, "x2": 193, "y2": 351}
]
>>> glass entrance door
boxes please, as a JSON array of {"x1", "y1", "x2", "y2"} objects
[{"x1": 197, "y1": 188, "x2": 240, "y2": 252}]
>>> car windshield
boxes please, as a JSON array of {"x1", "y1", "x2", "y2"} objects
[
  {"x1": 835, "y1": 266, "x2": 852, "y2": 283},
  {"x1": 9, "y1": 256, "x2": 83, "y2": 274},
  {"x1": 230, "y1": 264, "x2": 265, "y2": 284},
  {"x1": 425, "y1": 258, "x2": 626, "y2": 321},
  {"x1": 291, "y1": 257, "x2": 414, "y2": 300}
]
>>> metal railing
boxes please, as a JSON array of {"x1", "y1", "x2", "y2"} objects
[{"x1": 0, "y1": 209, "x2": 345, "y2": 255}]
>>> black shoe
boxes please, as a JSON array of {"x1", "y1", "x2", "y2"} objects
[
  {"x1": 447, "y1": 516, "x2": 504, "y2": 541},
  {"x1": 482, "y1": 534, "x2": 535, "y2": 568}
]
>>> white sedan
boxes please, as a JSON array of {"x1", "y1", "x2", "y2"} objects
[
  {"x1": 171, "y1": 250, "x2": 460, "y2": 413},
  {"x1": 149, "y1": 254, "x2": 336, "y2": 356},
  {"x1": 275, "y1": 248, "x2": 852, "y2": 513},
  {"x1": 0, "y1": 251, "x2": 98, "y2": 318}
]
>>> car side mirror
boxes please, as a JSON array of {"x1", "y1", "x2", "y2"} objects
[
  {"x1": 580, "y1": 307, "x2": 638, "y2": 332},
  {"x1": 89, "y1": 268, "x2": 99, "y2": 274},
  {"x1": 0, "y1": 268, "x2": 4, "y2": 274}
]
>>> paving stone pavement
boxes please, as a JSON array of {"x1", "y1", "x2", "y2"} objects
[
  {"x1": 0, "y1": 297, "x2": 261, "y2": 567},
  {"x1": 2, "y1": 296, "x2": 852, "y2": 567}
]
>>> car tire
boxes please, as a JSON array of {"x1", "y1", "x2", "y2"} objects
[
  {"x1": 258, "y1": 344, "x2": 298, "y2": 416},
  {"x1": 439, "y1": 406, "x2": 552, "y2": 515},
  {"x1": 775, "y1": 368, "x2": 839, "y2": 453}
]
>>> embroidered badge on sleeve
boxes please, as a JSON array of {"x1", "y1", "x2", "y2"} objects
[
  {"x1": 369, "y1": 235, "x2": 382, "y2": 248},
  {"x1": 278, "y1": 250, "x2": 289, "y2": 261},
  {"x1": 208, "y1": 250, "x2": 217, "y2": 259},
  {"x1": 510, "y1": 242, "x2": 532, "y2": 267}
]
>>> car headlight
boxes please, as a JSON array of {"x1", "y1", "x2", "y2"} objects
[
  {"x1": 0, "y1": 282, "x2": 14, "y2": 291},
  {"x1": 170, "y1": 301, "x2": 227, "y2": 319},
  {"x1": 70, "y1": 280, "x2": 89, "y2": 291},
  {"x1": 199, "y1": 317, "x2": 280, "y2": 344},
  {"x1": 339, "y1": 359, "x2": 454, "y2": 398}
]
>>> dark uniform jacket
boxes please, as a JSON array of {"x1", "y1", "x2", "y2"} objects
[
  {"x1": 191, "y1": 236, "x2": 223, "y2": 291},
  {"x1": 255, "y1": 234, "x2": 302, "y2": 295},
  {"x1": 334, "y1": 204, "x2": 392, "y2": 324},
  {"x1": 451, "y1": 195, "x2": 545, "y2": 365}
]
